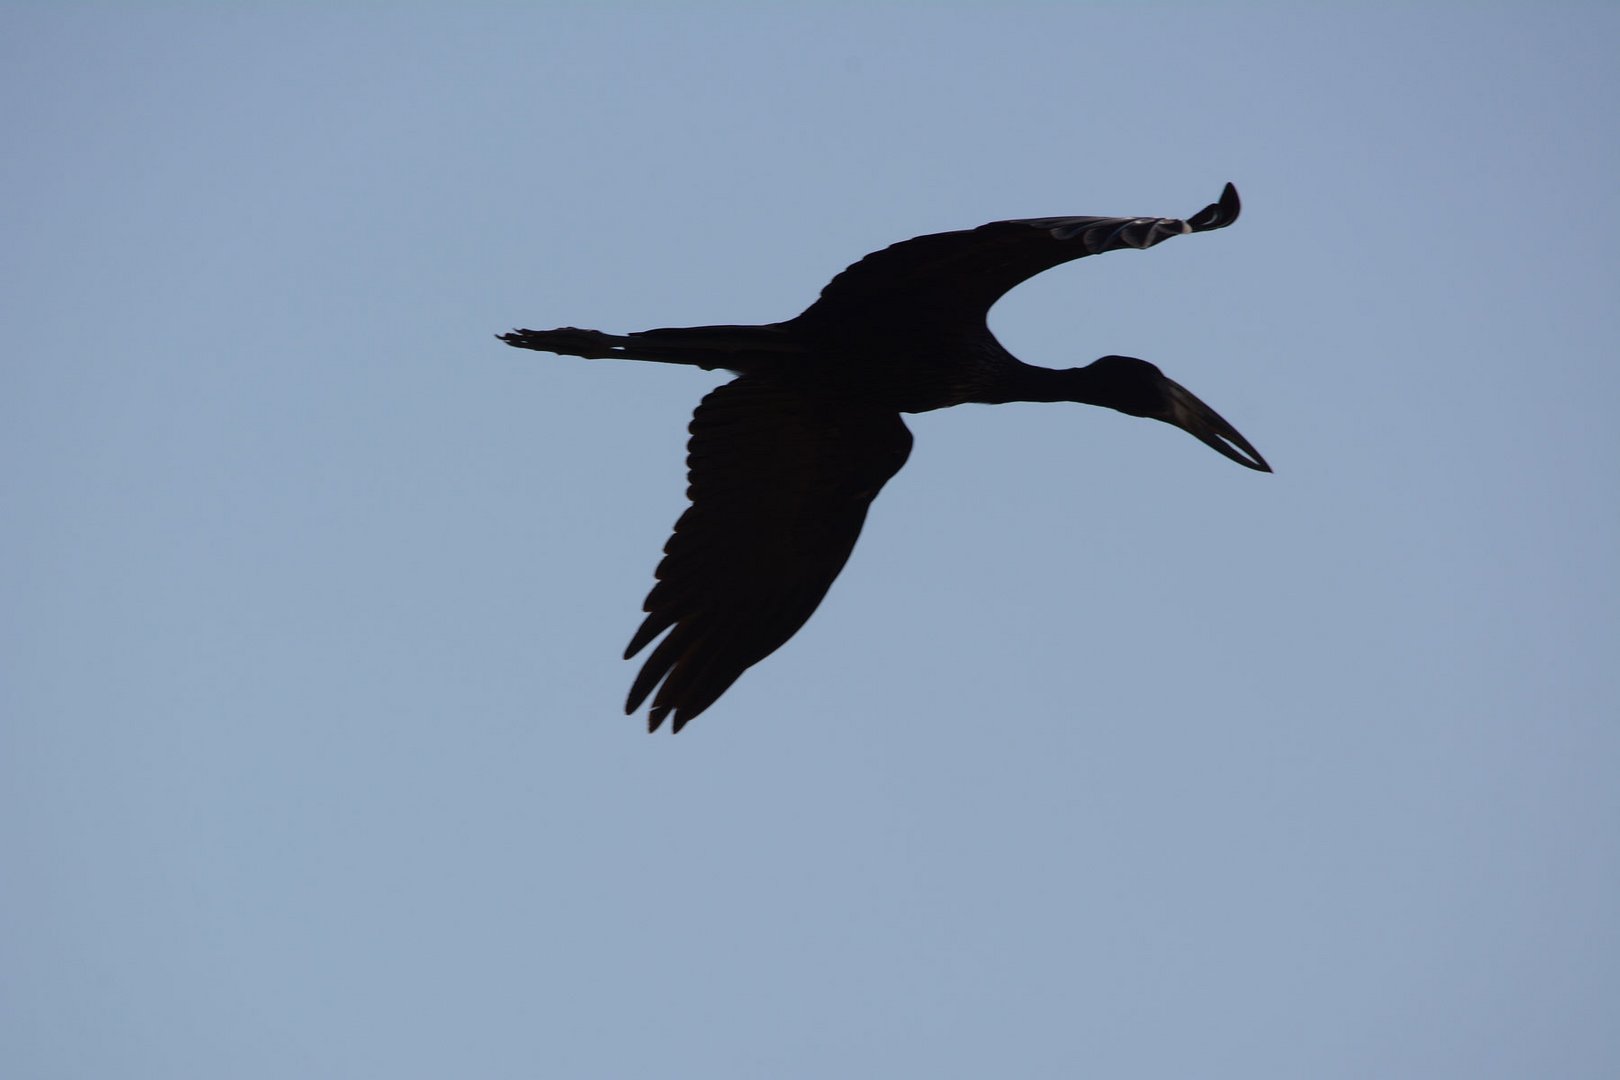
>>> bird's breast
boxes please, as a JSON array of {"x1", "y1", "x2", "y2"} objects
[{"x1": 808, "y1": 328, "x2": 1012, "y2": 413}]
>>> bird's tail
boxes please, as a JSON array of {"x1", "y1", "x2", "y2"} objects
[{"x1": 498, "y1": 324, "x2": 806, "y2": 372}]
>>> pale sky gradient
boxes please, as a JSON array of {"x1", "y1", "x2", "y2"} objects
[{"x1": 5, "y1": 5, "x2": 1617, "y2": 1078}]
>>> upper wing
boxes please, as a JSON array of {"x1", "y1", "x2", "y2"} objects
[
  {"x1": 797, "y1": 183, "x2": 1240, "y2": 331},
  {"x1": 624, "y1": 376, "x2": 914, "y2": 732}
]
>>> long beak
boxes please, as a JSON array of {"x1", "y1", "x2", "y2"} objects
[{"x1": 1162, "y1": 380, "x2": 1272, "y2": 472}]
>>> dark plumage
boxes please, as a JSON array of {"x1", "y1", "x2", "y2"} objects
[{"x1": 502, "y1": 183, "x2": 1269, "y2": 732}]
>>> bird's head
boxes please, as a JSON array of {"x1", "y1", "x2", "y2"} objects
[{"x1": 1084, "y1": 355, "x2": 1271, "y2": 472}]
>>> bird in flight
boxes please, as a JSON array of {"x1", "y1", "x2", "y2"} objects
[{"x1": 502, "y1": 183, "x2": 1268, "y2": 732}]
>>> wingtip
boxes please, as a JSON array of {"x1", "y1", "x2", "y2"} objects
[
  {"x1": 644, "y1": 704, "x2": 692, "y2": 733},
  {"x1": 1188, "y1": 183, "x2": 1241, "y2": 233}
]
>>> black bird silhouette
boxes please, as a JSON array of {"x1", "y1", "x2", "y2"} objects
[{"x1": 502, "y1": 183, "x2": 1268, "y2": 732}]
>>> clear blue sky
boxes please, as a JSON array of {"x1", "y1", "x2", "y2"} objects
[{"x1": 5, "y1": 5, "x2": 1617, "y2": 1078}]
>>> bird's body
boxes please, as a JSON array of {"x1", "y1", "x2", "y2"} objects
[{"x1": 502, "y1": 183, "x2": 1269, "y2": 732}]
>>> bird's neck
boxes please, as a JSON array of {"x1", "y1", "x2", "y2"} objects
[{"x1": 987, "y1": 362, "x2": 1113, "y2": 407}]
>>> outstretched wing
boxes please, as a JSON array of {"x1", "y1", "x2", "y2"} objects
[
  {"x1": 797, "y1": 183, "x2": 1240, "y2": 331},
  {"x1": 625, "y1": 376, "x2": 913, "y2": 732}
]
